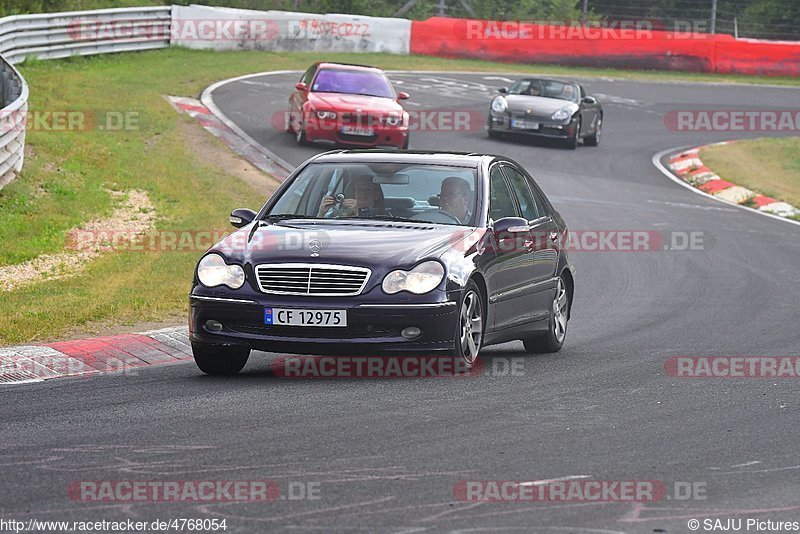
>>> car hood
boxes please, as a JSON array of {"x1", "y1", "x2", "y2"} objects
[
  {"x1": 309, "y1": 92, "x2": 403, "y2": 113},
  {"x1": 503, "y1": 95, "x2": 578, "y2": 116},
  {"x1": 212, "y1": 221, "x2": 479, "y2": 271}
]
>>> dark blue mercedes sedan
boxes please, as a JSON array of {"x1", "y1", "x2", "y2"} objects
[{"x1": 189, "y1": 150, "x2": 574, "y2": 374}]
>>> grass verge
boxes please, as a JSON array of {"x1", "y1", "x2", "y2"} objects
[
  {"x1": 1, "y1": 47, "x2": 798, "y2": 345},
  {"x1": 700, "y1": 137, "x2": 800, "y2": 208}
]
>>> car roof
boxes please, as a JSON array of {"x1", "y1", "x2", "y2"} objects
[
  {"x1": 311, "y1": 149, "x2": 492, "y2": 168},
  {"x1": 314, "y1": 62, "x2": 384, "y2": 73}
]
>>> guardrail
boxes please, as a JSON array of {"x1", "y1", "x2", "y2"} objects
[{"x1": 0, "y1": 6, "x2": 171, "y2": 190}]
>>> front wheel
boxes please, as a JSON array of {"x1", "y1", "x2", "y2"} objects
[
  {"x1": 585, "y1": 116, "x2": 602, "y2": 146},
  {"x1": 522, "y1": 275, "x2": 570, "y2": 353},
  {"x1": 295, "y1": 119, "x2": 308, "y2": 146},
  {"x1": 452, "y1": 281, "x2": 484, "y2": 368},
  {"x1": 564, "y1": 118, "x2": 580, "y2": 150},
  {"x1": 192, "y1": 343, "x2": 250, "y2": 375}
]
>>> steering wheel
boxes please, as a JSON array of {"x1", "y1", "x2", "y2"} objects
[{"x1": 410, "y1": 209, "x2": 461, "y2": 224}]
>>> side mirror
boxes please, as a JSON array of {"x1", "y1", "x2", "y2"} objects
[
  {"x1": 582, "y1": 96, "x2": 597, "y2": 105},
  {"x1": 230, "y1": 208, "x2": 257, "y2": 228},
  {"x1": 498, "y1": 87, "x2": 509, "y2": 94},
  {"x1": 493, "y1": 216, "x2": 529, "y2": 234},
  {"x1": 397, "y1": 91, "x2": 410, "y2": 100},
  {"x1": 295, "y1": 82, "x2": 308, "y2": 92}
]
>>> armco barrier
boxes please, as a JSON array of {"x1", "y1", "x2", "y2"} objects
[
  {"x1": 0, "y1": 55, "x2": 26, "y2": 189},
  {"x1": 409, "y1": 17, "x2": 800, "y2": 77},
  {"x1": 171, "y1": 5, "x2": 410, "y2": 54},
  {"x1": 0, "y1": 6, "x2": 171, "y2": 191}
]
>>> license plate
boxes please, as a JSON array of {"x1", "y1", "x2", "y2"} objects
[
  {"x1": 264, "y1": 308, "x2": 347, "y2": 327},
  {"x1": 341, "y1": 126, "x2": 374, "y2": 136},
  {"x1": 511, "y1": 119, "x2": 539, "y2": 130}
]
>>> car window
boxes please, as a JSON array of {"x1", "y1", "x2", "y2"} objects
[
  {"x1": 302, "y1": 65, "x2": 316, "y2": 85},
  {"x1": 489, "y1": 166, "x2": 518, "y2": 221},
  {"x1": 503, "y1": 165, "x2": 542, "y2": 221},
  {"x1": 266, "y1": 163, "x2": 478, "y2": 226},
  {"x1": 311, "y1": 69, "x2": 395, "y2": 99}
]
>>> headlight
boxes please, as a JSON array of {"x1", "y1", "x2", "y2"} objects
[
  {"x1": 197, "y1": 253, "x2": 245, "y2": 289},
  {"x1": 315, "y1": 111, "x2": 337, "y2": 119},
  {"x1": 491, "y1": 96, "x2": 507, "y2": 113},
  {"x1": 384, "y1": 115, "x2": 401, "y2": 126},
  {"x1": 551, "y1": 107, "x2": 572, "y2": 121},
  {"x1": 382, "y1": 261, "x2": 445, "y2": 295}
]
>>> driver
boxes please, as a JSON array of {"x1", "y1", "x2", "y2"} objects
[{"x1": 438, "y1": 176, "x2": 472, "y2": 224}]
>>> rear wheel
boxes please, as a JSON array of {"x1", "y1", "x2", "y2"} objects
[
  {"x1": 522, "y1": 275, "x2": 569, "y2": 353},
  {"x1": 192, "y1": 343, "x2": 250, "y2": 375},
  {"x1": 452, "y1": 281, "x2": 484, "y2": 368}
]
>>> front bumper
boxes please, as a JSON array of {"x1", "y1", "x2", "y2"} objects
[
  {"x1": 487, "y1": 113, "x2": 576, "y2": 139},
  {"x1": 305, "y1": 124, "x2": 408, "y2": 148},
  {"x1": 189, "y1": 292, "x2": 458, "y2": 355}
]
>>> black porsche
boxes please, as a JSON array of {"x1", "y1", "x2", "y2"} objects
[
  {"x1": 189, "y1": 150, "x2": 575, "y2": 374},
  {"x1": 487, "y1": 77, "x2": 603, "y2": 149}
]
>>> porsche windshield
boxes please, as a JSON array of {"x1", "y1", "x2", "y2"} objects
[
  {"x1": 508, "y1": 79, "x2": 579, "y2": 103},
  {"x1": 266, "y1": 163, "x2": 479, "y2": 226}
]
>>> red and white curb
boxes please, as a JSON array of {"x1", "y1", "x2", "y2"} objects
[
  {"x1": 666, "y1": 143, "x2": 800, "y2": 219},
  {"x1": 0, "y1": 326, "x2": 192, "y2": 385},
  {"x1": 165, "y1": 95, "x2": 292, "y2": 180}
]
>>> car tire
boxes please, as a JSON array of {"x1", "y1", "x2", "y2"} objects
[
  {"x1": 565, "y1": 118, "x2": 580, "y2": 150},
  {"x1": 295, "y1": 120, "x2": 308, "y2": 146},
  {"x1": 452, "y1": 280, "x2": 484, "y2": 368},
  {"x1": 522, "y1": 275, "x2": 569, "y2": 354},
  {"x1": 402, "y1": 135, "x2": 410, "y2": 149},
  {"x1": 585, "y1": 116, "x2": 602, "y2": 146},
  {"x1": 192, "y1": 342, "x2": 250, "y2": 375}
]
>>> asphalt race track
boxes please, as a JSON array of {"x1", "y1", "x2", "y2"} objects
[{"x1": 2, "y1": 72, "x2": 800, "y2": 533}]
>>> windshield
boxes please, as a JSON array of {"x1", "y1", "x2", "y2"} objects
[
  {"x1": 508, "y1": 79, "x2": 579, "y2": 103},
  {"x1": 265, "y1": 163, "x2": 479, "y2": 226},
  {"x1": 311, "y1": 69, "x2": 396, "y2": 99}
]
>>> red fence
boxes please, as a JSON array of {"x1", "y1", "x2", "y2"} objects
[{"x1": 410, "y1": 17, "x2": 800, "y2": 77}]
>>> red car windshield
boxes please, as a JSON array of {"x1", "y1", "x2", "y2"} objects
[{"x1": 311, "y1": 69, "x2": 395, "y2": 99}]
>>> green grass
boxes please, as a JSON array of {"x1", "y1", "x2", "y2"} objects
[
  {"x1": 2, "y1": 47, "x2": 799, "y2": 345},
  {"x1": 701, "y1": 137, "x2": 800, "y2": 208}
]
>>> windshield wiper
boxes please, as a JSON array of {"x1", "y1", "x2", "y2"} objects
[
  {"x1": 338, "y1": 215, "x2": 422, "y2": 223},
  {"x1": 261, "y1": 214, "x2": 323, "y2": 222}
]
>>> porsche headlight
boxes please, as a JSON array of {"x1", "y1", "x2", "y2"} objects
[
  {"x1": 491, "y1": 96, "x2": 507, "y2": 113},
  {"x1": 382, "y1": 261, "x2": 445, "y2": 295},
  {"x1": 197, "y1": 253, "x2": 245, "y2": 289},
  {"x1": 315, "y1": 110, "x2": 337, "y2": 119},
  {"x1": 385, "y1": 115, "x2": 401, "y2": 126},
  {"x1": 551, "y1": 107, "x2": 572, "y2": 121}
]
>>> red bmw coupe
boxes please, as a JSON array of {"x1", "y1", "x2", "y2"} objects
[{"x1": 287, "y1": 62, "x2": 410, "y2": 149}]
